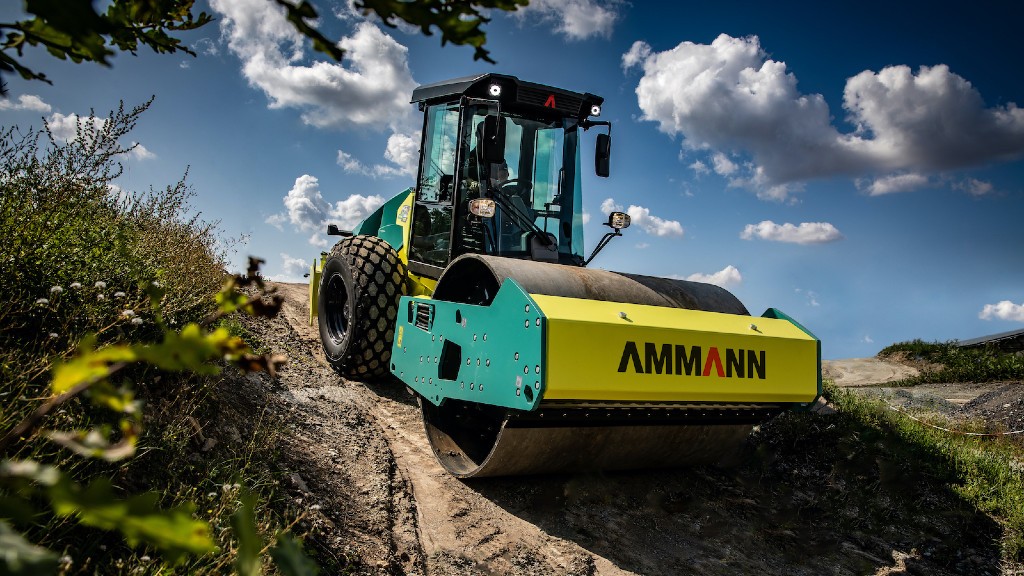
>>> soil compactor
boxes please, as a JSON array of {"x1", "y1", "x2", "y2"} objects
[{"x1": 309, "y1": 74, "x2": 821, "y2": 478}]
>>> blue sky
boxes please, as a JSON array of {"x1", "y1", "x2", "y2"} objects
[{"x1": 3, "y1": 0, "x2": 1023, "y2": 359}]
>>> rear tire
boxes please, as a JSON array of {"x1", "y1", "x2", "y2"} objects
[{"x1": 318, "y1": 235, "x2": 406, "y2": 379}]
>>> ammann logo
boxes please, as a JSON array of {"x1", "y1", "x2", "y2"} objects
[{"x1": 617, "y1": 341, "x2": 766, "y2": 379}]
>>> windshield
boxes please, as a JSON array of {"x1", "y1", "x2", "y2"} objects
[{"x1": 455, "y1": 106, "x2": 585, "y2": 264}]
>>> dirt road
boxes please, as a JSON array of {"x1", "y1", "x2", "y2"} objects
[{"x1": 235, "y1": 282, "x2": 1012, "y2": 575}]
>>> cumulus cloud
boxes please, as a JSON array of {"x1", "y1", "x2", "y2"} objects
[
  {"x1": 979, "y1": 300, "x2": 1024, "y2": 322},
  {"x1": 740, "y1": 220, "x2": 843, "y2": 244},
  {"x1": 601, "y1": 198, "x2": 684, "y2": 237},
  {"x1": 0, "y1": 94, "x2": 52, "y2": 112},
  {"x1": 46, "y1": 112, "x2": 107, "y2": 143},
  {"x1": 338, "y1": 131, "x2": 420, "y2": 179},
  {"x1": 954, "y1": 178, "x2": 994, "y2": 197},
  {"x1": 685, "y1": 265, "x2": 742, "y2": 288},
  {"x1": 271, "y1": 253, "x2": 310, "y2": 282},
  {"x1": 516, "y1": 0, "x2": 623, "y2": 40},
  {"x1": 128, "y1": 142, "x2": 156, "y2": 161},
  {"x1": 624, "y1": 34, "x2": 1024, "y2": 200},
  {"x1": 270, "y1": 174, "x2": 385, "y2": 246},
  {"x1": 859, "y1": 173, "x2": 929, "y2": 195},
  {"x1": 210, "y1": 0, "x2": 416, "y2": 132}
]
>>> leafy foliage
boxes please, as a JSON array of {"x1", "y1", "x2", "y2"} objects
[
  {"x1": 353, "y1": 0, "x2": 528, "y2": 63},
  {"x1": 1, "y1": 0, "x2": 528, "y2": 92},
  {"x1": 0, "y1": 0, "x2": 212, "y2": 90},
  {"x1": 879, "y1": 339, "x2": 1024, "y2": 385},
  {"x1": 0, "y1": 101, "x2": 308, "y2": 573}
]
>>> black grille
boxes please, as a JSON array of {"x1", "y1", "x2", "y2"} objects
[
  {"x1": 517, "y1": 85, "x2": 583, "y2": 117},
  {"x1": 414, "y1": 302, "x2": 434, "y2": 331}
]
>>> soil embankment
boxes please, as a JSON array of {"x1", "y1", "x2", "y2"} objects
[{"x1": 227, "y1": 282, "x2": 1017, "y2": 575}]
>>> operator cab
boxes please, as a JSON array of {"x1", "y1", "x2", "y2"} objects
[{"x1": 408, "y1": 74, "x2": 612, "y2": 278}]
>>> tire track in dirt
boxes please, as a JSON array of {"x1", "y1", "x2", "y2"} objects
[{"x1": 272, "y1": 281, "x2": 610, "y2": 575}]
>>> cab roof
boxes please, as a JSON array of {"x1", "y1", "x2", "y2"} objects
[{"x1": 410, "y1": 73, "x2": 603, "y2": 120}]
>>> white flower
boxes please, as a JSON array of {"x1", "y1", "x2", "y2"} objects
[
  {"x1": 151, "y1": 281, "x2": 162, "y2": 288},
  {"x1": 140, "y1": 556, "x2": 151, "y2": 562},
  {"x1": 131, "y1": 317, "x2": 144, "y2": 326},
  {"x1": 69, "y1": 282, "x2": 82, "y2": 289},
  {"x1": 114, "y1": 291, "x2": 126, "y2": 299},
  {"x1": 50, "y1": 285, "x2": 63, "y2": 295},
  {"x1": 35, "y1": 298, "x2": 49, "y2": 306},
  {"x1": 97, "y1": 294, "x2": 105, "y2": 301},
  {"x1": 121, "y1": 309, "x2": 136, "y2": 318},
  {"x1": 48, "y1": 332, "x2": 59, "y2": 339}
]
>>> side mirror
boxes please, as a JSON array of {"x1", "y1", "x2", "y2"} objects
[
  {"x1": 595, "y1": 133, "x2": 611, "y2": 177},
  {"x1": 480, "y1": 115, "x2": 506, "y2": 164}
]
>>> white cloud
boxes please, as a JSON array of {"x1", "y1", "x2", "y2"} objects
[
  {"x1": 685, "y1": 265, "x2": 742, "y2": 288},
  {"x1": 128, "y1": 142, "x2": 156, "y2": 161},
  {"x1": 582, "y1": 210, "x2": 591, "y2": 225},
  {"x1": 622, "y1": 40, "x2": 652, "y2": 70},
  {"x1": 862, "y1": 335, "x2": 874, "y2": 344},
  {"x1": 860, "y1": 173, "x2": 928, "y2": 195},
  {"x1": 210, "y1": 0, "x2": 416, "y2": 132},
  {"x1": 624, "y1": 34, "x2": 1024, "y2": 200},
  {"x1": 979, "y1": 300, "x2": 1024, "y2": 322},
  {"x1": 0, "y1": 94, "x2": 52, "y2": 113},
  {"x1": 517, "y1": 0, "x2": 623, "y2": 41},
  {"x1": 265, "y1": 213, "x2": 286, "y2": 231},
  {"x1": 329, "y1": 192, "x2": 386, "y2": 230},
  {"x1": 711, "y1": 152, "x2": 738, "y2": 176},
  {"x1": 282, "y1": 174, "x2": 331, "y2": 234},
  {"x1": 267, "y1": 253, "x2": 310, "y2": 282},
  {"x1": 337, "y1": 130, "x2": 419, "y2": 179},
  {"x1": 46, "y1": 112, "x2": 107, "y2": 143},
  {"x1": 795, "y1": 287, "x2": 821, "y2": 307},
  {"x1": 600, "y1": 198, "x2": 684, "y2": 237},
  {"x1": 740, "y1": 220, "x2": 843, "y2": 244},
  {"x1": 954, "y1": 178, "x2": 994, "y2": 197},
  {"x1": 689, "y1": 159, "x2": 709, "y2": 175},
  {"x1": 270, "y1": 174, "x2": 385, "y2": 246}
]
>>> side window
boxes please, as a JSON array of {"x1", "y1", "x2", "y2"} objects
[
  {"x1": 418, "y1": 104, "x2": 459, "y2": 203},
  {"x1": 411, "y1": 103, "x2": 459, "y2": 269}
]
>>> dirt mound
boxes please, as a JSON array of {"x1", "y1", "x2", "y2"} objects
[
  {"x1": 224, "y1": 282, "x2": 1019, "y2": 575},
  {"x1": 960, "y1": 383, "x2": 1024, "y2": 436}
]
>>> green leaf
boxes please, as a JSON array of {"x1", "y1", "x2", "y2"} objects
[
  {"x1": 49, "y1": 477, "x2": 216, "y2": 564},
  {"x1": 0, "y1": 520, "x2": 60, "y2": 576},
  {"x1": 50, "y1": 337, "x2": 138, "y2": 395},
  {"x1": 231, "y1": 488, "x2": 262, "y2": 576},
  {"x1": 270, "y1": 533, "x2": 320, "y2": 576}
]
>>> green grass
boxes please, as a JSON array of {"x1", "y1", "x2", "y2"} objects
[
  {"x1": 0, "y1": 102, "x2": 302, "y2": 573},
  {"x1": 813, "y1": 381, "x2": 1024, "y2": 561},
  {"x1": 880, "y1": 339, "x2": 1024, "y2": 385}
]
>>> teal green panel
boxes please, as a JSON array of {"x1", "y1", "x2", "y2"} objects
[
  {"x1": 378, "y1": 224, "x2": 405, "y2": 251},
  {"x1": 391, "y1": 279, "x2": 546, "y2": 411},
  {"x1": 352, "y1": 188, "x2": 414, "y2": 242},
  {"x1": 762, "y1": 307, "x2": 822, "y2": 403}
]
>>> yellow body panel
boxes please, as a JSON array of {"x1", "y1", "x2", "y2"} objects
[
  {"x1": 395, "y1": 192, "x2": 415, "y2": 264},
  {"x1": 532, "y1": 295, "x2": 819, "y2": 404}
]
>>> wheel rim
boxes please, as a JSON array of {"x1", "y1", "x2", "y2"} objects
[{"x1": 324, "y1": 272, "x2": 350, "y2": 344}]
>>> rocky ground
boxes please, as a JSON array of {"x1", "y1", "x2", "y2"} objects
[{"x1": 219, "y1": 283, "x2": 1023, "y2": 575}]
